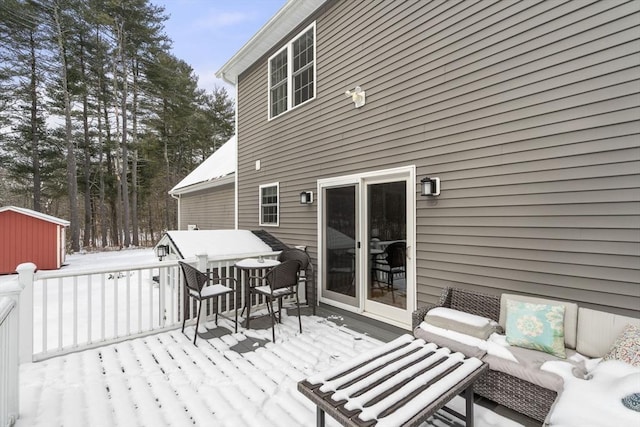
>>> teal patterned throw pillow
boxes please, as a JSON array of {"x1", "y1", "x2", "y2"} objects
[{"x1": 505, "y1": 300, "x2": 566, "y2": 358}]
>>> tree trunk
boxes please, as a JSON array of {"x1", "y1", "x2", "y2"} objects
[
  {"x1": 131, "y1": 58, "x2": 139, "y2": 246},
  {"x1": 104, "y1": 98, "x2": 118, "y2": 247},
  {"x1": 98, "y1": 79, "x2": 108, "y2": 248},
  {"x1": 80, "y1": 37, "x2": 92, "y2": 247},
  {"x1": 29, "y1": 31, "x2": 40, "y2": 212},
  {"x1": 162, "y1": 98, "x2": 171, "y2": 231},
  {"x1": 118, "y1": 22, "x2": 131, "y2": 247},
  {"x1": 53, "y1": 4, "x2": 80, "y2": 252}
]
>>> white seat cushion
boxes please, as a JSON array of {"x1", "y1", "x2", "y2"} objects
[
  {"x1": 195, "y1": 284, "x2": 233, "y2": 298},
  {"x1": 254, "y1": 285, "x2": 293, "y2": 298}
]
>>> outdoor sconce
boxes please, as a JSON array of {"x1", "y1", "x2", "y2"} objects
[
  {"x1": 345, "y1": 86, "x2": 366, "y2": 108},
  {"x1": 300, "y1": 191, "x2": 314, "y2": 204},
  {"x1": 421, "y1": 177, "x2": 441, "y2": 196},
  {"x1": 156, "y1": 244, "x2": 169, "y2": 260}
]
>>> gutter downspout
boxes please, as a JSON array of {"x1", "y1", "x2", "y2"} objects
[
  {"x1": 232, "y1": 75, "x2": 239, "y2": 230},
  {"x1": 217, "y1": 71, "x2": 239, "y2": 230},
  {"x1": 169, "y1": 192, "x2": 180, "y2": 230}
]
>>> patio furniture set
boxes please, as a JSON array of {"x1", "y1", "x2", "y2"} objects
[
  {"x1": 411, "y1": 287, "x2": 640, "y2": 425},
  {"x1": 179, "y1": 247, "x2": 313, "y2": 344},
  {"x1": 182, "y1": 252, "x2": 639, "y2": 426},
  {"x1": 299, "y1": 286, "x2": 639, "y2": 426}
]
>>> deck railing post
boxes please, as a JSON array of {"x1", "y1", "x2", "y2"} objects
[
  {"x1": 16, "y1": 263, "x2": 36, "y2": 364},
  {"x1": 196, "y1": 253, "x2": 208, "y2": 272},
  {"x1": 0, "y1": 262, "x2": 35, "y2": 427},
  {"x1": 0, "y1": 296, "x2": 18, "y2": 427}
]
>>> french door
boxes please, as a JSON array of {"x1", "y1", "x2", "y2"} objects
[{"x1": 319, "y1": 167, "x2": 415, "y2": 327}]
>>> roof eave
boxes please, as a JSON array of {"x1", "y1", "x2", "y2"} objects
[
  {"x1": 0, "y1": 206, "x2": 70, "y2": 226},
  {"x1": 169, "y1": 173, "x2": 235, "y2": 196},
  {"x1": 215, "y1": 0, "x2": 327, "y2": 84}
]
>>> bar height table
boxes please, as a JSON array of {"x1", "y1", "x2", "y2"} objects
[{"x1": 235, "y1": 257, "x2": 280, "y2": 327}]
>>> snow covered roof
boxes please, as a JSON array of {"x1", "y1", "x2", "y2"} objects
[
  {"x1": 169, "y1": 136, "x2": 236, "y2": 195},
  {"x1": 216, "y1": 0, "x2": 327, "y2": 84},
  {"x1": 0, "y1": 206, "x2": 70, "y2": 226},
  {"x1": 158, "y1": 230, "x2": 275, "y2": 260}
]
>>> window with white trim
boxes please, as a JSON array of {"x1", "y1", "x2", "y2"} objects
[
  {"x1": 268, "y1": 22, "x2": 315, "y2": 119},
  {"x1": 259, "y1": 183, "x2": 279, "y2": 226}
]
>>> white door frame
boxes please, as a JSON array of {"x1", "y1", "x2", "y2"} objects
[{"x1": 317, "y1": 165, "x2": 416, "y2": 329}]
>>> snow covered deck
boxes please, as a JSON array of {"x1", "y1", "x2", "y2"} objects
[
  {"x1": 17, "y1": 313, "x2": 381, "y2": 427},
  {"x1": 16, "y1": 310, "x2": 528, "y2": 427}
]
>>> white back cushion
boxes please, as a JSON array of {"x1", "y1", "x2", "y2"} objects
[
  {"x1": 576, "y1": 307, "x2": 640, "y2": 358},
  {"x1": 500, "y1": 293, "x2": 578, "y2": 349}
]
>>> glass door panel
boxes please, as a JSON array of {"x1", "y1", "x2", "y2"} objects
[
  {"x1": 367, "y1": 181, "x2": 407, "y2": 309},
  {"x1": 322, "y1": 185, "x2": 358, "y2": 306}
]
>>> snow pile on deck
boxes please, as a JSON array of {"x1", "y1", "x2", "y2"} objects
[{"x1": 18, "y1": 314, "x2": 524, "y2": 427}]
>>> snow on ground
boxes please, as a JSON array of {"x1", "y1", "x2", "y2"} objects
[
  {"x1": 61, "y1": 247, "x2": 159, "y2": 270},
  {"x1": 29, "y1": 248, "x2": 170, "y2": 354},
  {"x1": 17, "y1": 312, "x2": 524, "y2": 427}
]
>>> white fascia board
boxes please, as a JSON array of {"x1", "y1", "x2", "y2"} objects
[
  {"x1": 0, "y1": 205, "x2": 70, "y2": 226},
  {"x1": 216, "y1": 0, "x2": 327, "y2": 84},
  {"x1": 169, "y1": 173, "x2": 235, "y2": 196}
]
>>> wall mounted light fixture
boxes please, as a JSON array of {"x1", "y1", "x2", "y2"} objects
[
  {"x1": 156, "y1": 244, "x2": 170, "y2": 260},
  {"x1": 300, "y1": 191, "x2": 314, "y2": 204},
  {"x1": 421, "y1": 177, "x2": 441, "y2": 196},
  {"x1": 345, "y1": 86, "x2": 366, "y2": 108}
]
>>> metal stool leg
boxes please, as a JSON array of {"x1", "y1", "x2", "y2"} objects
[{"x1": 194, "y1": 299, "x2": 202, "y2": 345}]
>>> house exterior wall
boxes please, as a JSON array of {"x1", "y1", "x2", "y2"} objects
[
  {"x1": 178, "y1": 183, "x2": 235, "y2": 230},
  {"x1": 0, "y1": 210, "x2": 62, "y2": 273},
  {"x1": 235, "y1": 0, "x2": 640, "y2": 316}
]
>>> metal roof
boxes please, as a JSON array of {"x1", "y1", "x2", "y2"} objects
[{"x1": 169, "y1": 135, "x2": 236, "y2": 196}]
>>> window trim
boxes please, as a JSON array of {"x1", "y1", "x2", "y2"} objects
[
  {"x1": 259, "y1": 182, "x2": 280, "y2": 227},
  {"x1": 267, "y1": 22, "x2": 316, "y2": 120}
]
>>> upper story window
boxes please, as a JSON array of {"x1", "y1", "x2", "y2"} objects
[
  {"x1": 259, "y1": 183, "x2": 279, "y2": 226},
  {"x1": 268, "y1": 22, "x2": 315, "y2": 119}
]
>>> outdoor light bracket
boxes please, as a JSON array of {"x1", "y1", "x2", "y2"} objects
[
  {"x1": 421, "y1": 177, "x2": 440, "y2": 196},
  {"x1": 345, "y1": 86, "x2": 366, "y2": 108},
  {"x1": 300, "y1": 191, "x2": 314, "y2": 204},
  {"x1": 156, "y1": 244, "x2": 169, "y2": 260}
]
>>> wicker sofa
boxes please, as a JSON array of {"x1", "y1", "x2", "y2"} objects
[{"x1": 411, "y1": 287, "x2": 640, "y2": 423}]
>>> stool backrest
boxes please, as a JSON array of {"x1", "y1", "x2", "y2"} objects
[
  {"x1": 266, "y1": 259, "x2": 302, "y2": 291},
  {"x1": 278, "y1": 248, "x2": 310, "y2": 270},
  {"x1": 385, "y1": 242, "x2": 406, "y2": 269},
  {"x1": 179, "y1": 261, "x2": 211, "y2": 297}
]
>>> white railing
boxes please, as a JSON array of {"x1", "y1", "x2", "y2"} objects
[
  {"x1": 0, "y1": 296, "x2": 18, "y2": 427},
  {"x1": 18, "y1": 251, "x2": 290, "y2": 361}
]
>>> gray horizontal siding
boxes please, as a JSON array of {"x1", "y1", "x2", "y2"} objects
[
  {"x1": 236, "y1": 0, "x2": 640, "y2": 317},
  {"x1": 179, "y1": 184, "x2": 235, "y2": 230}
]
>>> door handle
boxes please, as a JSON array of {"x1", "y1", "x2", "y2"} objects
[{"x1": 406, "y1": 245, "x2": 411, "y2": 260}]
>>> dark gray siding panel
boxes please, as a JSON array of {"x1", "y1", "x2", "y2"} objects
[
  {"x1": 180, "y1": 183, "x2": 235, "y2": 230},
  {"x1": 236, "y1": 0, "x2": 640, "y2": 316}
]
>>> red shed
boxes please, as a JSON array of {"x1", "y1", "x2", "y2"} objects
[{"x1": 0, "y1": 206, "x2": 70, "y2": 274}]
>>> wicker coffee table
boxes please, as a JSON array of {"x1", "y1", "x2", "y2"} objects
[{"x1": 297, "y1": 334, "x2": 487, "y2": 427}]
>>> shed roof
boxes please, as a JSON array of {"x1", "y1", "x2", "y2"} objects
[
  {"x1": 216, "y1": 0, "x2": 327, "y2": 84},
  {"x1": 169, "y1": 135, "x2": 236, "y2": 195},
  {"x1": 157, "y1": 230, "x2": 275, "y2": 260},
  {"x1": 0, "y1": 206, "x2": 70, "y2": 226}
]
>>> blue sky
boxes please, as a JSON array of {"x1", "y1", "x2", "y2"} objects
[{"x1": 153, "y1": 0, "x2": 288, "y2": 95}]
